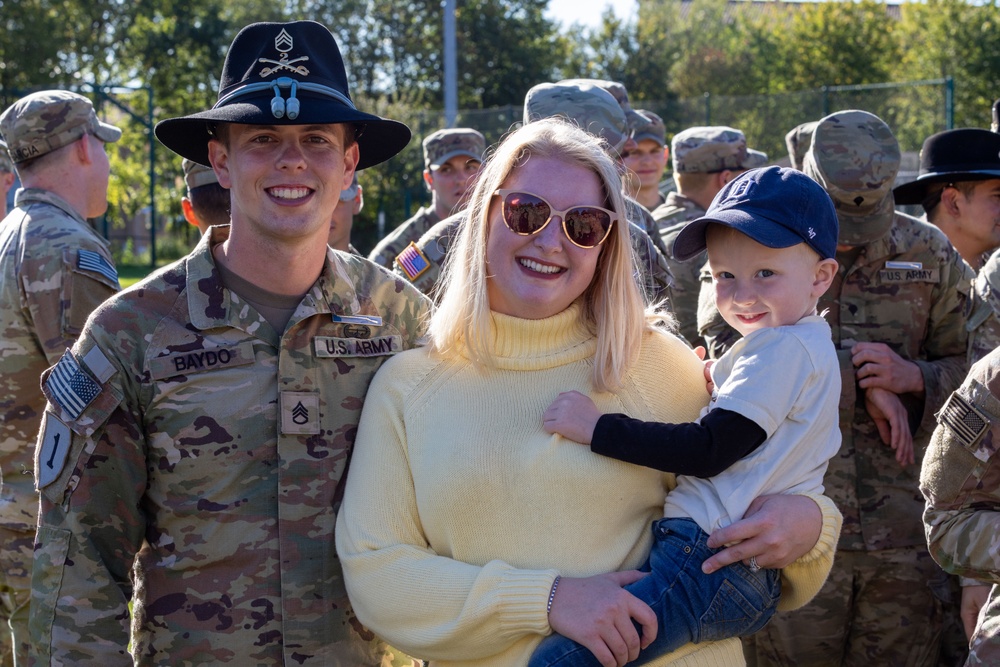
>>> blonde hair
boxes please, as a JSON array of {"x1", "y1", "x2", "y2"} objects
[{"x1": 429, "y1": 117, "x2": 647, "y2": 391}]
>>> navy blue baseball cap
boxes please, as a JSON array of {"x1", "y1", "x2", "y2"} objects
[{"x1": 673, "y1": 166, "x2": 839, "y2": 261}]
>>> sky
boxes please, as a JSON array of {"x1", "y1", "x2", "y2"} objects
[{"x1": 545, "y1": 0, "x2": 638, "y2": 29}]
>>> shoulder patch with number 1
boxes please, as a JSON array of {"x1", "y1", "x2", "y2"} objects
[{"x1": 37, "y1": 412, "x2": 72, "y2": 489}]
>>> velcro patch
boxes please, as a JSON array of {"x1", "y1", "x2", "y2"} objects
[
  {"x1": 878, "y1": 268, "x2": 939, "y2": 284},
  {"x1": 281, "y1": 391, "x2": 320, "y2": 435},
  {"x1": 77, "y1": 249, "x2": 119, "y2": 285},
  {"x1": 149, "y1": 341, "x2": 255, "y2": 380},
  {"x1": 939, "y1": 391, "x2": 990, "y2": 459},
  {"x1": 395, "y1": 242, "x2": 431, "y2": 282},
  {"x1": 314, "y1": 335, "x2": 401, "y2": 358},
  {"x1": 45, "y1": 351, "x2": 101, "y2": 419},
  {"x1": 36, "y1": 412, "x2": 72, "y2": 489}
]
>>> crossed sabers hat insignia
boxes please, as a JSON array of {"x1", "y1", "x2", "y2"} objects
[{"x1": 259, "y1": 28, "x2": 310, "y2": 77}]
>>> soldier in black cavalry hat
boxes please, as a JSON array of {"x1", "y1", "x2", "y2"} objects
[{"x1": 30, "y1": 20, "x2": 430, "y2": 666}]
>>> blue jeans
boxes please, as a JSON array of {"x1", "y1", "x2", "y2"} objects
[{"x1": 528, "y1": 517, "x2": 781, "y2": 667}]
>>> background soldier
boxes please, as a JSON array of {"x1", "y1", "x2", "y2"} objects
[
  {"x1": 180, "y1": 157, "x2": 229, "y2": 234},
  {"x1": 893, "y1": 128, "x2": 1000, "y2": 272},
  {"x1": 651, "y1": 126, "x2": 762, "y2": 349},
  {"x1": 0, "y1": 143, "x2": 14, "y2": 218},
  {"x1": 367, "y1": 127, "x2": 484, "y2": 268},
  {"x1": 393, "y1": 80, "x2": 674, "y2": 306},
  {"x1": 623, "y1": 109, "x2": 668, "y2": 212},
  {"x1": 703, "y1": 110, "x2": 973, "y2": 666},
  {"x1": 0, "y1": 90, "x2": 121, "y2": 667},
  {"x1": 785, "y1": 121, "x2": 818, "y2": 171},
  {"x1": 921, "y1": 347, "x2": 1000, "y2": 666},
  {"x1": 29, "y1": 21, "x2": 428, "y2": 665}
]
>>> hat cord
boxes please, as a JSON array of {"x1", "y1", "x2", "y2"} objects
[{"x1": 215, "y1": 77, "x2": 356, "y2": 120}]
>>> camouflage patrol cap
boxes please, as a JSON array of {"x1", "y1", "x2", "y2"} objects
[
  {"x1": 785, "y1": 121, "x2": 818, "y2": 171},
  {"x1": 671, "y1": 126, "x2": 748, "y2": 173},
  {"x1": 0, "y1": 140, "x2": 12, "y2": 173},
  {"x1": 524, "y1": 81, "x2": 629, "y2": 152},
  {"x1": 803, "y1": 109, "x2": 900, "y2": 246},
  {"x1": 560, "y1": 79, "x2": 646, "y2": 138},
  {"x1": 182, "y1": 158, "x2": 219, "y2": 192},
  {"x1": 741, "y1": 148, "x2": 769, "y2": 170},
  {"x1": 634, "y1": 110, "x2": 666, "y2": 146},
  {"x1": 0, "y1": 90, "x2": 121, "y2": 163},
  {"x1": 422, "y1": 128, "x2": 485, "y2": 170}
]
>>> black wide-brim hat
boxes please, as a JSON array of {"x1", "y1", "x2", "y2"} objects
[
  {"x1": 893, "y1": 128, "x2": 1000, "y2": 205},
  {"x1": 154, "y1": 20, "x2": 410, "y2": 170}
]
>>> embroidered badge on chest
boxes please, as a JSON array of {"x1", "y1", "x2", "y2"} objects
[
  {"x1": 281, "y1": 391, "x2": 320, "y2": 435},
  {"x1": 37, "y1": 412, "x2": 72, "y2": 488}
]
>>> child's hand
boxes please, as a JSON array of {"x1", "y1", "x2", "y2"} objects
[
  {"x1": 693, "y1": 346, "x2": 715, "y2": 395},
  {"x1": 863, "y1": 387, "x2": 914, "y2": 467},
  {"x1": 543, "y1": 391, "x2": 601, "y2": 445}
]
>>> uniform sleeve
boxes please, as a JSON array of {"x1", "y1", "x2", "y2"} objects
[
  {"x1": 912, "y1": 252, "x2": 974, "y2": 437},
  {"x1": 336, "y1": 362, "x2": 557, "y2": 662},
  {"x1": 921, "y1": 364, "x2": 1000, "y2": 583},
  {"x1": 22, "y1": 244, "x2": 119, "y2": 365},
  {"x1": 30, "y1": 340, "x2": 146, "y2": 665},
  {"x1": 776, "y1": 493, "x2": 843, "y2": 611}
]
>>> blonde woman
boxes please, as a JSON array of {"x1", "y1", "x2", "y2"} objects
[{"x1": 336, "y1": 118, "x2": 840, "y2": 667}]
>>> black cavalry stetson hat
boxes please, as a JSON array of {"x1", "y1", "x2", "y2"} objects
[
  {"x1": 893, "y1": 128, "x2": 1000, "y2": 205},
  {"x1": 154, "y1": 20, "x2": 411, "y2": 170}
]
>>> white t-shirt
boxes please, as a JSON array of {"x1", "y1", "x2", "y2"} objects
[{"x1": 662, "y1": 315, "x2": 841, "y2": 533}]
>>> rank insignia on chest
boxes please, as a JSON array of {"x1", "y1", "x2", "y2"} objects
[{"x1": 395, "y1": 242, "x2": 431, "y2": 281}]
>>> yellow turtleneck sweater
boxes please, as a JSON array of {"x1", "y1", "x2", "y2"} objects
[{"x1": 337, "y1": 304, "x2": 840, "y2": 667}]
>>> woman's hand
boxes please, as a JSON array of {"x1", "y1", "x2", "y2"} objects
[
  {"x1": 701, "y1": 494, "x2": 822, "y2": 573},
  {"x1": 548, "y1": 571, "x2": 657, "y2": 667}
]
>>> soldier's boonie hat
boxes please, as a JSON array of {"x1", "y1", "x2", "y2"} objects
[
  {"x1": 340, "y1": 173, "x2": 360, "y2": 202},
  {"x1": 634, "y1": 110, "x2": 666, "y2": 146},
  {"x1": 892, "y1": 129, "x2": 1000, "y2": 206},
  {"x1": 422, "y1": 128, "x2": 485, "y2": 170},
  {"x1": 524, "y1": 81, "x2": 629, "y2": 152},
  {"x1": 0, "y1": 140, "x2": 12, "y2": 172},
  {"x1": 785, "y1": 121, "x2": 818, "y2": 171},
  {"x1": 155, "y1": 21, "x2": 410, "y2": 170},
  {"x1": 0, "y1": 90, "x2": 122, "y2": 164},
  {"x1": 674, "y1": 166, "x2": 837, "y2": 261},
  {"x1": 671, "y1": 126, "x2": 748, "y2": 173},
  {"x1": 182, "y1": 158, "x2": 219, "y2": 191},
  {"x1": 741, "y1": 148, "x2": 769, "y2": 170},
  {"x1": 803, "y1": 110, "x2": 899, "y2": 246}
]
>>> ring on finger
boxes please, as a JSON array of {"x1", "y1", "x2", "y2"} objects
[{"x1": 748, "y1": 555, "x2": 761, "y2": 572}]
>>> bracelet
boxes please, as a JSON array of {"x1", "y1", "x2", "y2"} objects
[{"x1": 546, "y1": 575, "x2": 562, "y2": 615}]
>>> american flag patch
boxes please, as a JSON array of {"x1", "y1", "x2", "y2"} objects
[
  {"x1": 46, "y1": 352, "x2": 101, "y2": 419},
  {"x1": 395, "y1": 242, "x2": 430, "y2": 281},
  {"x1": 77, "y1": 249, "x2": 119, "y2": 285},
  {"x1": 939, "y1": 391, "x2": 990, "y2": 457}
]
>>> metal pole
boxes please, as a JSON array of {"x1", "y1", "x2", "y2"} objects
[
  {"x1": 444, "y1": 0, "x2": 457, "y2": 127},
  {"x1": 945, "y1": 76, "x2": 954, "y2": 130},
  {"x1": 148, "y1": 85, "x2": 156, "y2": 269}
]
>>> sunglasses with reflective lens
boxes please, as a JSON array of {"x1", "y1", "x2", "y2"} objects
[{"x1": 494, "y1": 189, "x2": 617, "y2": 249}]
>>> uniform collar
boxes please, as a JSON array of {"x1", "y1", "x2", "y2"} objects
[{"x1": 13, "y1": 188, "x2": 88, "y2": 225}]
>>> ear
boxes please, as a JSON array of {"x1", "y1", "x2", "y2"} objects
[
  {"x1": 716, "y1": 170, "x2": 734, "y2": 189},
  {"x1": 74, "y1": 133, "x2": 93, "y2": 165},
  {"x1": 181, "y1": 197, "x2": 200, "y2": 227},
  {"x1": 662, "y1": 146, "x2": 670, "y2": 162},
  {"x1": 940, "y1": 186, "x2": 962, "y2": 218},
  {"x1": 812, "y1": 258, "x2": 838, "y2": 298},
  {"x1": 353, "y1": 185, "x2": 364, "y2": 215},
  {"x1": 207, "y1": 139, "x2": 231, "y2": 190},
  {"x1": 342, "y1": 142, "x2": 360, "y2": 191},
  {"x1": 423, "y1": 169, "x2": 433, "y2": 191}
]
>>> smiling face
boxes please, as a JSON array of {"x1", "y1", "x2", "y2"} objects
[
  {"x1": 485, "y1": 155, "x2": 605, "y2": 320},
  {"x1": 624, "y1": 138, "x2": 668, "y2": 191},
  {"x1": 706, "y1": 224, "x2": 836, "y2": 337},
  {"x1": 208, "y1": 123, "x2": 358, "y2": 245}
]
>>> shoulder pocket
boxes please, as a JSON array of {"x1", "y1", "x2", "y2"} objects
[{"x1": 62, "y1": 249, "x2": 119, "y2": 335}]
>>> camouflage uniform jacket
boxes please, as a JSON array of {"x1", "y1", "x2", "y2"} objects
[
  {"x1": 921, "y1": 347, "x2": 1000, "y2": 664},
  {"x1": 967, "y1": 248, "x2": 1000, "y2": 366},
  {"x1": 0, "y1": 188, "x2": 118, "y2": 532},
  {"x1": 651, "y1": 191, "x2": 708, "y2": 348},
  {"x1": 700, "y1": 212, "x2": 973, "y2": 550},
  {"x1": 395, "y1": 209, "x2": 675, "y2": 306},
  {"x1": 31, "y1": 226, "x2": 429, "y2": 665},
  {"x1": 367, "y1": 205, "x2": 441, "y2": 270}
]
